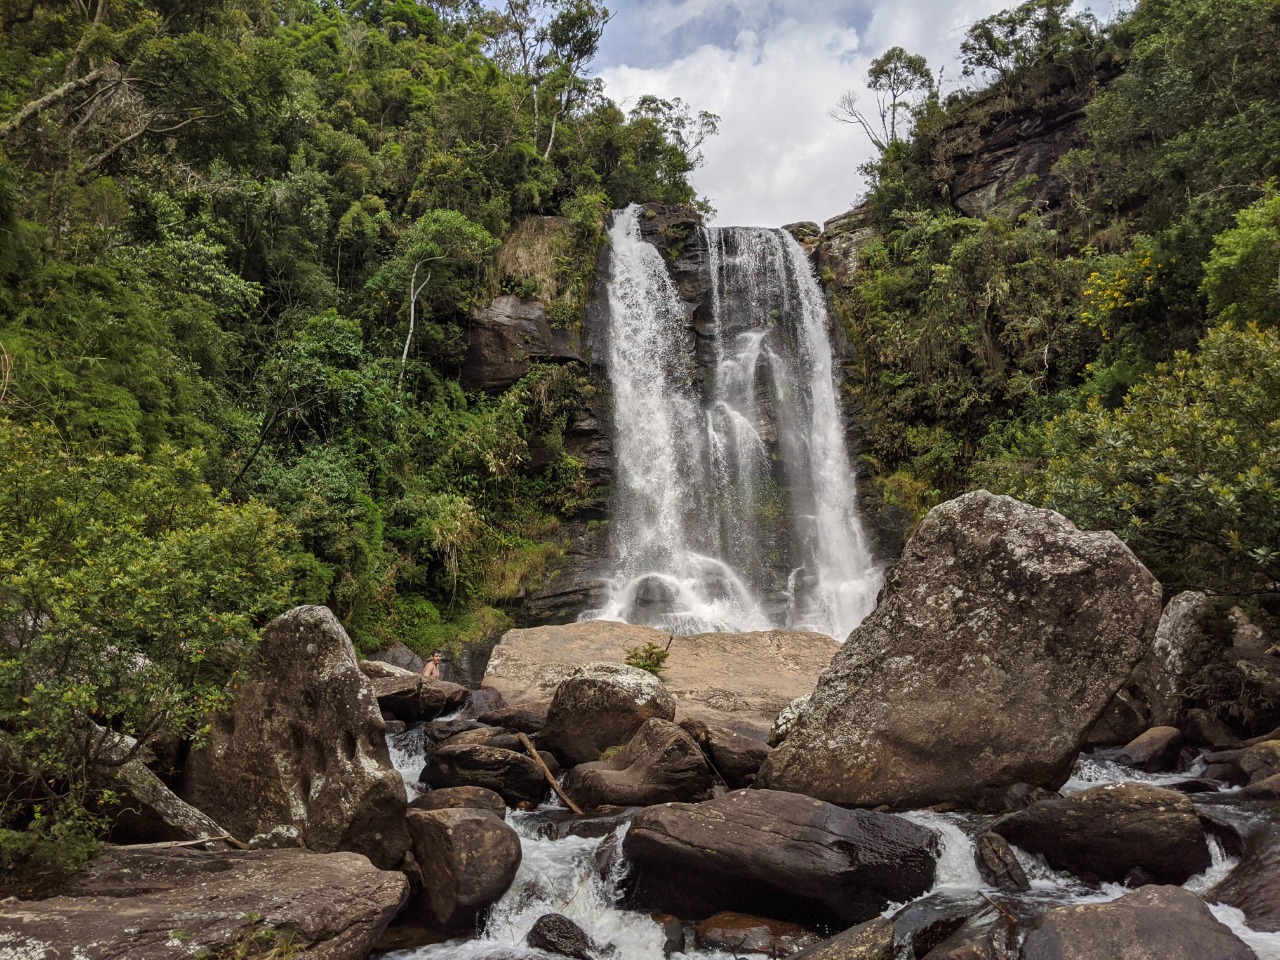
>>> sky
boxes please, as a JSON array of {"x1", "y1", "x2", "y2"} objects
[{"x1": 593, "y1": 0, "x2": 1126, "y2": 228}]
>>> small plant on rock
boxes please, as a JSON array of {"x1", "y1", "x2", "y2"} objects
[{"x1": 625, "y1": 640, "x2": 672, "y2": 679}]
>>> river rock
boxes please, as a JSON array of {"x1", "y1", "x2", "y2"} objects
[
  {"x1": 361, "y1": 661, "x2": 468, "y2": 722},
  {"x1": 974, "y1": 833, "x2": 1030, "y2": 893},
  {"x1": 461, "y1": 687, "x2": 507, "y2": 719},
  {"x1": 1240, "y1": 740, "x2": 1280, "y2": 782},
  {"x1": 1211, "y1": 831, "x2": 1280, "y2": 931},
  {"x1": 540, "y1": 661, "x2": 676, "y2": 766},
  {"x1": 436, "y1": 725, "x2": 524, "y2": 752},
  {"x1": 484, "y1": 621, "x2": 837, "y2": 738},
  {"x1": 0, "y1": 843, "x2": 408, "y2": 959},
  {"x1": 991, "y1": 782, "x2": 1211, "y2": 884},
  {"x1": 680, "y1": 718, "x2": 772, "y2": 788},
  {"x1": 527, "y1": 913, "x2": 598, "y2": 960},
  {"x1": 421, "y1": 742, "x2": 548, "y2": 808},
  {"x1": 368, "y1": 641, "x2": 426, "y2": 674},
  {"x1": 695, "y1": 911, "x2": 823, "y2": 955},
  {"x1": 180, "y1": 606, "x2": 410, "y2": 869},
  {"x1": 622, "y1": 788, "x2": 938, "y2": 928},
  {"x1": 1184, "y1": 709, "x2": 1242, "y2": 749},
  {"x1": 562, "y1": 718, "x2": 714, "y2": 809},
  {"x1": 1114, "y1": 726, "x2": 1183, "y2": 772},
  {"x1": 409, "y1": 786, "x2": 507, "y2": 819},
  {"x1": 406, "y1": 808, "x2": 521, "y2": 932},
  {"x1": 1139, "y1": 590, "x2": 1208, "y2": 726},
  {"x1": 1020, "y1": 885, "x2": 1256, "y2": 960},
  {"x1": 789, "y1": 917, "x2": 894, "y2": 960},
  {"x1": 479, "y1": 703, "x2": 549, "y2": 733},
  {"x1": 758, "y1": 492, "x2": 1162, "y2": 809},
  {"x1": 1082, "y1": 688, "x2": 1150, "y2": 749},
  {"x1": 1240, "y1": 773, "x2": 1280, "y2": 799}
]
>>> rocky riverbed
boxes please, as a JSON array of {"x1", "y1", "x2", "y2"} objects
[{"x1": 4, "y1": 492, "x2": 1279, "y2": 960}]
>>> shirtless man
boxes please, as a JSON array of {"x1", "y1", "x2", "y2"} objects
[{"x1": 422, "y1": 649, "x2": 443, "y2": 679}]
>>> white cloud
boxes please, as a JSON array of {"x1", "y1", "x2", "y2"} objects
[{"x1": 597, "y1": 0, "x2": 1105, "y2": 227}]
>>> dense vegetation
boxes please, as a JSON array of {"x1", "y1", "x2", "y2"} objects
[
  {"x1": 837, "y1": 0, "x2": 1280, "y2": 622},
  {"x1": 0, "y1": 0, "x2": 713, "y2": 878}
]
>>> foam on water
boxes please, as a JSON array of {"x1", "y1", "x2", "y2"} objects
[{"x1": 586, "y1": 205, "x2": 880, "y2": 641}]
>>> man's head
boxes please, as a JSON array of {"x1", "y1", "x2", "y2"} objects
[{"x1": 431, "y1": 650, "x2": 443, "y2": 662}]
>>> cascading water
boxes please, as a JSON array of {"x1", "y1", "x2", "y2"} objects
[{"x1": 587, "y1": 205, "x2": 881, "y2": 642}]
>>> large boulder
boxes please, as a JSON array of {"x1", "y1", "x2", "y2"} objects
[
  {"x1": 406, "y1": 808, "x2": 521, "y2": 932},
  {"x1": 484, "y1": 621, "x2": 837, "y2": 738},
  {"x1": 368, "y1": 641, "x2": 426, "y2": 674},
  {"x1": 1114, "y1": 726, "x2": 1183, "y2": 772},
  {"x1": 991, "y1": 782, "x2": 1211, "y2": 884},
  {"x1": 180, "y1": 606, "x2": 410, "y2": 869},
  {"x1": 539, "y1": 661, "x2": 676, "y2": 766},
  {"x1": 622, "y1": 789, "x2": 938, "y2": 929},
  {"x1": 421, "y1": 742, "x2": 548, "y2": 808},
  {"x1": 561, "y1": 718, "x2": 714, "y2": 809},
  {"x1": 758, "y1": 492, "x2": 1163, "y2": 808},
  {"x1": 0, "y1": 843, "x2": 408, "y2": 959},
  {"x1": 1020, "y1": 885, "x2": 1256, "y2": 960}
]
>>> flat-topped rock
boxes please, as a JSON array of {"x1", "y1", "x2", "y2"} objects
[
  {"x1": 483, "y1": 621, "x2": 838, "y2": 739},
  {"x1": 0, "y1": 843, "x2": 408, "y2": 959}
]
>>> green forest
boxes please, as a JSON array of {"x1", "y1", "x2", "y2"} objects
[
  {"x1": 0, "y1": 0, "x2": 714, "y2": 876},
  {"x1": 836, "y1": 0, "x2": 1279, "y2": 627},
  {"x1": 2, "y1": 0, "x2": 1279, "y2": 879}
]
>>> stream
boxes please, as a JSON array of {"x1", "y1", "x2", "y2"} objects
[{"x1": 381, "y1": 727, "x2": 1280, "y2": 959}]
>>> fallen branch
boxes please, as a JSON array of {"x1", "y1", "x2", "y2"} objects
[
  {"x1": 517, "y1": 732, "x2": 582, "y2": 815},
  {"x1": 163, "y1": 834, "x2": 248, "y2": 851},
  {"x1": 979, "y1": 890, "x2": 1019, "y2": 924}
]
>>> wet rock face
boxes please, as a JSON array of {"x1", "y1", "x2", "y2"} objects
[
  {"x1": 1020, "y1": 885, "x2": 1256, "y2": 960},
  {"x1": 526, "y1": 913, "x2": 598, "y2": 960},
  {"x1": 179, "y1": 605, "x2": 410, "y2": 869},
  {"x1": 460, "y1": 294, "x2": 581, "y2": 392},
  {"x1": 540, "y1": 661, "x2": 676, "y2": 766},
  {"x1": 695, "y1": 911, "x2": 823, "y2": 955},
  {"x1": 561, "y1": 717, "x2": 714, "y2": 809},
  {"x1": 758, "y1": 491, "x2": 1163, "y2": 809},
  {"x1": 991, "y1": 782, "x2": 1211, "y2": 885},
  {"x1": 622, "y1": 788, "x2": 938, "y2": 929},
  {"x1": 1211, "y1": 830, "x2": 1280, "y2": 932},
  {"x1": 974, "y1": 833, "x2": 1030, "y2": 893},
  {"x1": 407, "y1": 808, "x2": 522, "y2": 933},
  {"x1": 0, "y1": 844, "x2": 408, "y2": 959}
]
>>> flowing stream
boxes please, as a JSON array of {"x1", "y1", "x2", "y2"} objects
[
  {"x1": 380, "y1": 733, "x2": 1280, "y2": 960},
  {"x1": 585, "y1": 206, "x2": 880, "y2": 642}
]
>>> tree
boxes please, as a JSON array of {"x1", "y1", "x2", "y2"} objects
[
  {"x1": 1202, "y1": 189, "x2": 1280, "y2": 329},
  {"x1": 993, "y1": 323, "x2": 1280, "y2": 594},
  {"x1": 960, "y1": 0, "x2": 1091, "y2": 88},
  {"x1": 390, "y1": 209, "x2": 497, "y2": 384},
  {"x1": 831, "y1": 46, "x2": 932, "y2": 151},
  {"x1": 0, "y1": 421, "x2": 290, "y2": 877}
]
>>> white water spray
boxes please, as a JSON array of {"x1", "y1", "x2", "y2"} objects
[{"x1": 588, "y1": 206, "x2": 880, "y2": 641}]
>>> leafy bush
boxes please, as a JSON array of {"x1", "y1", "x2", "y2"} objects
[
  {"x1": 625, "y1": 641, "x2": 671, "y2": 678},
  {"x1": 0, "y1": 421, "x2": 290, "y2": 875},
  {"x1": 989, "y1": 323, "x2": 1280, "y2": 593}
]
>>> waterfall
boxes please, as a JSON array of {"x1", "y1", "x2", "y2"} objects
[{"x1": 587, "y1": 205, "x2": 880, "y2": 642}]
